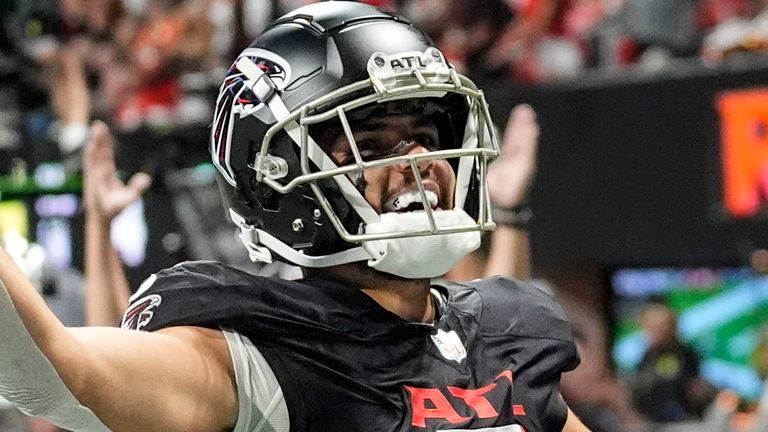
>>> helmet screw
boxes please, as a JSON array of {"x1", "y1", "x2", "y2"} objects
[
  {"x1": 312, "y1": 209, "x2": 322, "y2": 220},
  {"x1": 292, "y1": 219, "x2": 304, "y2": 232},
  {"x1": 374, "y1": 56, "x2": 386, "y2": 67}
]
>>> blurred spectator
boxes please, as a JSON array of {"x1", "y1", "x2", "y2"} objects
[
  {"x1": 404, "y1": 0, "x2": 607, "y2": 83},
  {"x1": 402, "y1": 0, "x2": 513, "y2": 74},
  {"x1": 49, "y1": 37, "x2": 91, "y2": 157},
  {"x1": 562, "y1": 328, "x2": 648, "y2": 432},
  {"x1": 700, "y1": 0, "x2": 768, "y2": 63},
  {"x1": 621, "y1": 0, "x2": 700, "y2": 66},
  {"x1": 698, "y1": 0, "x2": 751, "y2": 29},
  {"x1": 484, "y1": 0, "x2": 617, "y2": 81},
  {"x1": 654, "y1": 327, "x2": 768, "y2": 432},
  {"x1": 111, "y1": 0, "x2": 213, "y2": 130},
  {"x1": 41, "y1": 0, "x2": 125, "y2": 157},
  {"x1": 740, "y1": 328, "x2": 768, "y2": 432},
  {"x1": 484, "y1": 0, "x2": 583, "y2": 81},
  {"x1": 628, "y1": 303, "x2": 713, "y2": 423},
  {"x1": 581, "y1": 0, "x2": 636, "y2": 68}
]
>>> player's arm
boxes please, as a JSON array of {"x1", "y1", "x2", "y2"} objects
[
  {"x1": 0, "y1": 245, "x2": 238, "y2": 432},
  {"x1": 70, "y1": 325, "x2": 238, "y2": 432},
  {"x1": 562, "y1": 408, "x2": 591, "y2": 432},
  {"x1": 483, "y1": 104, "x2": 538, "y2": 280},
  {"x1": 84, "y1": 121, "x2": 151, "y2": 326},
  {"x1": 445, "y1": 104, "x2": 538, "y2": 282},
  {"x1": 85, "y1": 219, "x2": 132, "y2": 325}
]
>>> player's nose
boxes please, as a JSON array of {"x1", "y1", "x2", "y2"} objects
[{"x1": 392, "y1": 141, "x2": 435, "y2": 173}]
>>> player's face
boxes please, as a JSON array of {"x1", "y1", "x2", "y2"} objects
[{"x1": 323, "y1": 111, "x2": 456, "y2": 214}]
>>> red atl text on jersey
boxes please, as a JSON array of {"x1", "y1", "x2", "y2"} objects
[{"x1": 405, "y1": 370, "x2": 527, "y2": 429}]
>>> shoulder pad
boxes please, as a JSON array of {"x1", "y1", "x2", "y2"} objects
[
  {"x1": 458, "y1": 276, "x2": 574, "y2": 343},
  {"x1": 121, "y1": 261, "x2": 276, "y2": 331}
]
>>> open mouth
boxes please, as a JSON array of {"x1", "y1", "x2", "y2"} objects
[{"x1": 384, "y1": 189, "x2": 440, "y2": 213}]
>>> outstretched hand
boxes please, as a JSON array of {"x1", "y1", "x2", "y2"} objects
[
  {"x1": 83, "y1": 121, "x2": 152, "y2": 222},
  {"x1": 486, "y1": 104, "x2": 540, "y2": 209}
]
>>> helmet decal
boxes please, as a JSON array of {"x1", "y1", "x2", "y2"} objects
[{"x1": 212, "y1": 48, "x2": 292, "y2": 185}]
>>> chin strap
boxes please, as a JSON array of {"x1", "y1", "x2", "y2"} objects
[
  {"x1": 230, "y1": 209, "x2": 373, "y2": 267},
  {"x1": 229, "y1": 207, "x2": 479, "y2": 279}
]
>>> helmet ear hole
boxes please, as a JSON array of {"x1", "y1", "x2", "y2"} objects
[
  {"x1": 252, "y1": 179, "x2": 281, "y2": 212},
  {"x1": 234, "y1": 171, "x2": 282, "y2": 217}
]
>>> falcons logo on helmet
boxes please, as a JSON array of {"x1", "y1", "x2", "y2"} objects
[
  {"x1": 121, "y1": 294, "x2": 162, "y2": 330},
  {"x1": 211, "y1": 48, "x2": 291, "y2": 186}
]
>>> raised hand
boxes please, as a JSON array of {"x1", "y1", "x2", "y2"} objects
[
  {"x1": 83, "y1": 121, "x2": 152, "y2": 222},
  {"x1": 486, "y1": 104, "x2": 540, "y2": 209}
]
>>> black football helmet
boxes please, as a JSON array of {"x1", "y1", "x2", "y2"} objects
[{"x1": 210, "y1": 1, "x2": 499, "y2": 276}]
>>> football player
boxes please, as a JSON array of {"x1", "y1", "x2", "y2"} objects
[{"x1": 0, "y1": 2, "x2": 590, "y2": 431}]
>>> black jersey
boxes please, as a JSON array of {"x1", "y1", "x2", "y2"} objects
[{"x1": 122, "y1": 261, "x2": 579, "y2": 432}]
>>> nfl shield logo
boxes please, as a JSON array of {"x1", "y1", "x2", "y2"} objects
[{"x1": 430, "y1": 329, "x2": 466, "y2": 363}]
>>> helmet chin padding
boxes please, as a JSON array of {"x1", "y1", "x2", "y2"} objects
[{"x1": 363, "y1": 210, "x2": 482, "y2": 278}]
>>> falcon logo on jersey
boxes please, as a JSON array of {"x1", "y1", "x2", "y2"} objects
[
  {"x1": 121, "y1": 294, "x2": 162, "y2": 331},
  {"x1": 211, "y1": 48, "x2": 292, "y2": 185},
  {"x1": 431, "y1": 329, "x2": 467, "y2": 363}
]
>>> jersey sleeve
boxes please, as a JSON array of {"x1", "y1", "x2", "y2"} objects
[
  {"x1": 468, "y1": 276, "x2": 580, "y2": 431},
  {"x1": 120, "y1": 261, "x2": 257, "y2": 332},
  {"x1": 119, "y1": 261, "x2": 322, "y2": 339}
]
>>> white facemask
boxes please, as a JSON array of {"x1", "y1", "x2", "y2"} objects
[{"x1": 362, "y1": 209, "x2": 481, "y2": 279}]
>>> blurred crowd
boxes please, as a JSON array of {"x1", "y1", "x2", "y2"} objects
[
  {"x1": 2, "y1": 0, "x2": 768, "y2": 146},
  {"x1": 412, "y1": 0, "x2": 768, "y2": 83}
]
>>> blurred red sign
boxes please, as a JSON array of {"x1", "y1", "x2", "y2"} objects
[{"x1": 717, "y1": 89, "x2": 768, "y2": 217}]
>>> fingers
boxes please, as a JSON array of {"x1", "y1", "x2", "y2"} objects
[
  {"x1": 84, "y1": 121, "x2": 149, "y2": 219},
  {"x1": 501, "y1": 104, "x2": 539, "y2": 157},
  {"x1": 97, "y1": 172, "x2": 152, "y2": 220},
  {"x1": 509, "y1": 103, "x2": 536, "y2": 123},
  {"x1": 87, "y1": 121, "x2": 109, "y2": 155},
  {"x1": 127, "y1": 172, "x2": 152, "y2": 195},
  {"x1": 83, "y1": 123, "x2": 100, "y2": 167},
  {"x1": 85, "y1": 121, "x2": 117, "y2": 168},
  {"x1": 486, "y1": 104, "x2": 540, "y2": 208}
]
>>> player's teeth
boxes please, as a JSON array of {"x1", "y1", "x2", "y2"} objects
[{"x1": 384, "y1": 190, "x2": 438, "y2": 212}]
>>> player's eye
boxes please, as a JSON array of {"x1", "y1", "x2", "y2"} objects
[
  {"x1": 357, "y1": 139, "x2": 386, "y2": 161},
  {"x1": 411, "y1": 133, "x2": 439, "y2": 150},
  {"x1": 338, "y1": 131, "x2": 440, "y2": 165}
]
